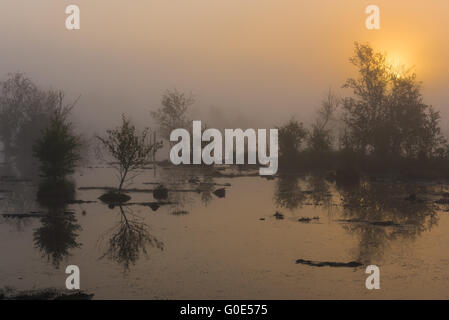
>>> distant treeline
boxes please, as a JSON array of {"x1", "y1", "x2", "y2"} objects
[
  {"x1": 277, "y1": 43, "x2": 449, "y2": 180},
  {"x1": 1, "y1": 42, "x2": 448, "y2": 181}
]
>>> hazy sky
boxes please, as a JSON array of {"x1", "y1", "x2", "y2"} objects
[{"x1": 1, "y1": 0, "x2": 448, "y2": 133}]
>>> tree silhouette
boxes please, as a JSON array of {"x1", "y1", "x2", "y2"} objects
[
  {"x1": 97, "y1": 115, "x2": 162, "y2": 193},
  {"x1": 33, "y1": 110, "x2": 81, "y2": 181},
  {"x1": 277, "y1": 118, "x2": 307, "y2": 170},
  {"x1": 151, "y1": 89, "x2": 194, "y2": 143},
  {"x1": 342, "y1": 42, "x2": 446, "y2": 160}
]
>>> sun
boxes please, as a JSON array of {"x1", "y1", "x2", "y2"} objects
[
  {"x1": 387, "y1": 51, "x2": 408, "y2": 68},
  {"x1": 386, "y1": 51, "x2": 413, "y2": 78}
]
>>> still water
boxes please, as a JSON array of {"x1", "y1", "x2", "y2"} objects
[{"x1": 2, "y1": 164, "x2": 449, "y2": 299}]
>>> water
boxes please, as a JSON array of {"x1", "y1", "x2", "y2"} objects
[{"x1": 1, "y1": 164, "x2": 449, "y2": 299}]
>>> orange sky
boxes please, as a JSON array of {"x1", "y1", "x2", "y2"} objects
[{"x1": 0, "y1": 0, "x2": 448, "y2": 131}]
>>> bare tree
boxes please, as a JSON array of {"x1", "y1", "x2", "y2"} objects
[
  {"x1": 151, "y1": 89, "x2": 194, "y2": 142},
  {"x1": 307, "y1": 89, "x2": 340, "y2": 153},
  {"x1": 0, "y1": 73, "x2": 79, "y2": 164},
  {"x1": 97, "y1": 115, "x2": 162, "y2": 193},
  {"x1": 0, "y1": 73, "x2": 38, "y2": 155}
]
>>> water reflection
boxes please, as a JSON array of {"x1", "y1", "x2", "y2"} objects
[
  {"x1": 33, "y1": 206, "x2": 81, "y2": 269},
  {"x1": 274, "y1": 173, "x2": 333, "y2": 210},
  {"x1": 33, "y1": 179, "x2": 82, "y2": 269},
  {"x1": 274, "y1": 175, "x2": 306, "y2": 210},
  {"x1": 100, "y1": 205, "x2": 163, "y2": 271},
  {"x1": 305, "y1": 174, "x2": 332, "y2": 207},
  {"x1": 0, "y1": 163, "x2": 36, "y2": 216},
  {"x1": 158, "y1": 167, "x2": 224, "y2": 213},
  {"x1": 273, "y1": 173, "x2": 440, "y2": 264},
  {"x1": 337, "y1": 180, "x2": 439, "y2": 263},
  {"x1": 2, "y1": 157, "x2": 448, "y2": 297},
  {"x1": 197, "y1": 176, "x2": 215, "y2": 206},
  {"x1": 0, "y1": 161, "x2": 41, "y2": 232}
]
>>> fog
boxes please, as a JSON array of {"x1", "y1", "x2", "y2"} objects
[{"x1": 1, "y1": 0, "x2": 448, "y2": 134}]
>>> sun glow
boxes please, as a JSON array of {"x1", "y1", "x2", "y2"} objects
[
  {"x1": 385, "y1": 50, "x2": 414, "y2": 79},
  {"x1": 387, "y1": 50, "x2": 410, "y2": 67}
]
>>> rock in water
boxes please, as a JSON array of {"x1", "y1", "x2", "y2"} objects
[
  {"x1": 273, "y1": 211, "x2": 284, "y2": 220},
  {"x1": 99, "y1": 191, "x2": 131, "y2": 204},
  {"x1": 148, "y1": 202, "x2": 160, "y2": 211},
  {"x1": 153, "y1": 184, "x2": 169, "y2": 200},
  {"x1": 295, "y1": 259, "x2": 363, "y2": 268},
  {"x1": 213, "y1": 188, "x2": 226, "y2": 198}
]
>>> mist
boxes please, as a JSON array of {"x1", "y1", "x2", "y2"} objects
[{"x1": 0, "y1": 0, "x2": 448, "y2": 134}]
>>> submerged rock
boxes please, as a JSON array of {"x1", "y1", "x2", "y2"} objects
[
  {"x1": 298, "y1": 216, "x2": 320, "y2": 223},
  {"x1": 171, "y1": 210, "x2": 189, "y2": 216},
  {"x1": 213, "y1": 188, "x2": 226, "y2": 198},
  {"x1": 295, "y1": 259, "x2": 363, "y2": 268},
  {"x1": 99, "y1": 191, "x2": 131, "y2": 204},
  {"x1": 273, "y1": 211, "x2": 284, "y2": 220},
  {"x1": 153, "y1": 184, "x2": 169, "y2": 200},
  {"x1": 147, "y1": 202, "x2": 160, "y2": 211}
]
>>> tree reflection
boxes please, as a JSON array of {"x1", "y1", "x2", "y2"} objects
[
  {"x1": 274, "y1": 175, "x2": 306, "y2": 210},
  {"x1": 305, "y1": 174, "x2": 332, "y2": 208},
  {"x1": 33, "y1": 179, "x2": 81, "y2": 269},
  {"x1": 197, "y1": 176, "x2": 215, "y2": 206},
  {"x1": 337, "y1": 180, "x2": 439, "y2": 263},
  {"x1": 33, "y1": 206, "x2": 81, "y2": 269},
  {"x1": 274, "y1": 174, "x2": 334, "y2": 213},
  {"x1": 100, "y1": 205, "x2": 163, "y2": 271}
]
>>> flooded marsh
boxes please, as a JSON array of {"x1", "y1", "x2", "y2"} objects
[{"x1": 2, "y1": 164, "x2": 449, "y2": 299}]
